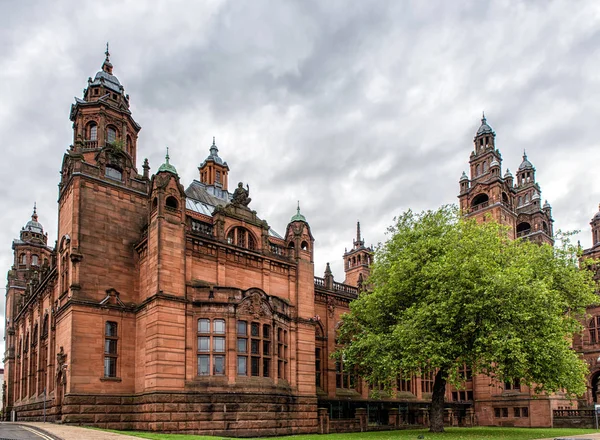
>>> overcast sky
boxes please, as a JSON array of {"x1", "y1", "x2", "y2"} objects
[{"x1": 2, "y1": 0, "x2": 600, "y2": 359}]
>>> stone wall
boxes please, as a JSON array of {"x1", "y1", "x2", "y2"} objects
[{"x1": 13, "y1": 392, "x2": 318, "y2": 437}]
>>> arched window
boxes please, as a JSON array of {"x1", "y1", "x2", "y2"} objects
[
  {"x1": 87, "y1": 122, "x2": 97, "y2": 141},
  {"x1": 590, "y1": 317, "x2": 600, "y2": 344},
  {"x1": 20, "y1": 254, "x2": 26, "y2": 265},
  {"x1": 165, "y1": 196, "x2": 179, "y2": 210},
  {"x1": 107, "y1": 126, "x2": 117, "y2": 145},
  {"x1": 476, "y1": 164, "x2": 480, "y2": 176},
  {"x1": 288, "y1": 241, "x2": 295, "y2": 249},
  {"x1": 471, "y1": 193, "x2": 489, "y2": 208},
  {"x1": 227, "y1": 227, "x2": 256, "y2": 250},
  {"x1": 31, "y1": 255, "x2": 39, "y2": 266},
  {"x1": 543, "y1": 222, "x2": 549, "y2": 234},
  {"x1": 301, "y1": 241, "x2": 309, "y2": 251},
  {"x1": 483, "y1": 161, "x2": 488, "y2": 173},
  {"x1": 516, "y1": 222, "x2": 531, "y2": 237}
]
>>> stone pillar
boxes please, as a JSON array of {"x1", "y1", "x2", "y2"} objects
[
  {"x1": 466, "y1": 407, "x2": 474, "y2": 427},
  {"x1": 388, "y1": 408, "x2": 399, "y2": 428},
  {"x1": 355, "y1": 408, "x2": 367, "y2": 432},
  {"x1": 318, "y1": 407, "x2": 329, "y2": 434}
]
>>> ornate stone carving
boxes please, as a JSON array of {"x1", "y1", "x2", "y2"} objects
[{"x1": 238, "y1": 291, "x2": 272, "y2": 319}]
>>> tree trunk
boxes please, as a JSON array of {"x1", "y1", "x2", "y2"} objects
[{"x1": 429, "y1": 368, "x2": 447, "y2": 433}]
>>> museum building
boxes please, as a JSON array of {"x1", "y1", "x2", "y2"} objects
[{"x1": 3, "y1": 51, "x2": 599, "y2": 435}]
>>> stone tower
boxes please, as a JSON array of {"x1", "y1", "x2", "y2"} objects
[
  {"x1": 343, "y1": 222, "x2": 373, "y2": 289},
  {"x1": 458, "y1": 115, "x2": 553, "y2": 244}
]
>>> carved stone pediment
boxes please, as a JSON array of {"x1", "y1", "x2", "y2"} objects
[{"x1": 237, "y1": 289, "x2": 273, "y2": 319}]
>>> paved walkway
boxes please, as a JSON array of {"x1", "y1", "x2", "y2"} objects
[{"x1": 2, "y1": 422, "x2": 146, "y2": 440}]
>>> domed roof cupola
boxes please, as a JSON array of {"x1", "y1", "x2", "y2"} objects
[
  {"x1": 200, "y1": 137, "x2": 228, "y2": 168},
  {"x1": 157, "y1": 148, "x2": 178, "y2": 176},
  {"x1": 519, "y1": 151, "x2": 534, "y2": 170},
  {"x1": 88, "y1": 43, "x2": 124, "y2": 96},
  {"x1": 460, "y1": 171, "x2": 469, "y2": 181},
  {"x1": 290, "y1": 201, "x2": 307, "y2": 223},
  {"x1": 24, "y1": 203, "x2": 43, "y2": 234},
  {"x1": 476, "y1": 112, "x2": 495, "y2": 136},
  {"x1": 593, "y1": 204, "x2": 600, "y2": 221},
  {"x1": 20, "y1": 203, "x2": 48, "y2": 245}
]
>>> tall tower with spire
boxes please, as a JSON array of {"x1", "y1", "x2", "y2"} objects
[
  {"x1": 458, "y1": 115, "x2": 553, "y2": 244},
  {"x1": 67, "y1": 44, "x2": 141, "y2": 177},
  {"x1": 343, "y1": 221, "x2": 373, "y2": 288}
]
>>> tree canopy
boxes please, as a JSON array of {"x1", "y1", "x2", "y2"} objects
[{"x1": 337, "y1": 206, "x2": 598, "y2": 432}]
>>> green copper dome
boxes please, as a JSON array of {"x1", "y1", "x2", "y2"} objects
[
  {"x1": 158, "y1": 148, "x2": 178, "y2": 175},
  {"x1": 290, "y1": 202, "x2": 307, "y2": 223}
]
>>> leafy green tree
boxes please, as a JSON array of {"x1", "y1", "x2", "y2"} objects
[{"x1": 337, "y1": 206, "x2": 597, "y2": 433}]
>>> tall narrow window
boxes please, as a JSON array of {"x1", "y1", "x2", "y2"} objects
[
  {"x1": 197, "y1": 318, "x2": 226, "y2": 376},
  {"x1": 421, "y1": 370, "x2": 434, "y2": 393},
  {"x1": 277, "y1": 328, "x2": 288, "y2": 380},
  {"x1": 107, "y1": 127, "x2": 117, "y2": 145},
  {"x1": 590, "y1": 316, "x2": 600, "y2": 344},
  {"x1": 88, "y1": 123, "x2": 97, "y2": 141},
  {"x1": 104, "y1": 321, "x2": 118, "y2": 377},
  {"x1": 31, "y1": 255, "x2": 39, "y2": 266}
]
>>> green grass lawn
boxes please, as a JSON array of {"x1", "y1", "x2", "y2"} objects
[{"x1": 110, "y1": 427, "x2": 598, "y2": 440}]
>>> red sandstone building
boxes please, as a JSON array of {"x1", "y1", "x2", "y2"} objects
[{"x1": 3, "y1": 51, "x2": 599, "y2": 435}]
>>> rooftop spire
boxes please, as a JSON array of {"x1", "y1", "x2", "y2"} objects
[
  {"x1": 158, "y1": 146, "x2": 178, "y2": 175},
  {"x1": 32, "y1": 202, "x2": 38, "y2": 222},
  {"x1": 482, "y1": 110, "x2": 486, "y2": 123},
  {"x1": 290, "y1": 200, "x2": 307, "y2": 223},
  {"x1": 357, "y1": 221, "x2": 361, "y2": 243},
  {"x1": 102, "y1": 42, "x2": 113, "y2": 74},
  {"x1": 210, "y1": 136, "x2": 218, "y2": 155}
]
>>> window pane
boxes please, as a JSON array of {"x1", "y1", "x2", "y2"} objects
[
  {"x1": 198, "y1": 355, "x2": 209, "y2": 376},
  {"x1": 251, "y1": 322, "x2": 260, "y2": 337},
  {"x1": 214, "y1": 319, "x2": 225, "y2": 334},
  {"x1": 105, "y1": 322, "x2": 117, "y2": 337},
  {"x1": 238, "y1": 356, "x2": 247, "y2": 376},
  {"x1": 263, "y1": 325, "x2": 271, "y2": 339},
  {"x1": 251, "y1": 357, "x2": 260, "y2": 376},
  {"x1": 104, "y1": 357, "x2": 116, "y2": 377},
  {"x1": 198, "y1": 336, "x2": 209, "y2": 352},
  {"x1": 213, "y1": 337, "x2": 225, "y2": 353},
  {"x1": 90, "y1": 125, "x2": 97, "y2": 141},
  {"x1": 213, "y1": 355, "x2": 225, "y2": 375},
  {"x1": 198, "y1": 319, "x2": 210, "y2": 333},
  {"x1": 263, "y1": 358, "x2": 270, "y2": 377},
  {"x1": 238, "y1": 338, "x2": 247, "y2": 353},
  {"x1": 251, "y1": 339, "x2": 260, "y2": 355},
  {"x1": 105, "y1": 339, "x2": 117, "y2": 354},
  {"x1": 237, "y1": 321, "x2": 247, "y2": 336},
  {"x1": 263, "y1": 341, "x2": 270, "y2": 355},
  {"x1": 107, "y1": 128, "x2": 116, "y2": 144}
]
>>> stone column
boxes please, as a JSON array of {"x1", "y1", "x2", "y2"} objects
[
  {"x1": 355, "y1": 408, "x2": 367, "y2": 432},
  {"x1": 388, "y1": 408, "x2": 399, "y2": 428},
  {"x1": 318, "y1": 407, "x2": 329, "y2": 434}
]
